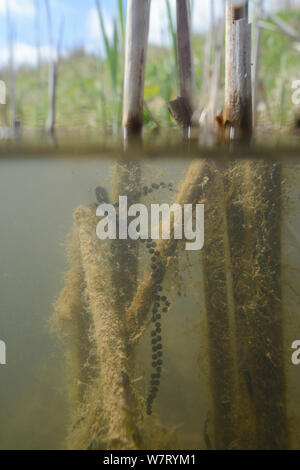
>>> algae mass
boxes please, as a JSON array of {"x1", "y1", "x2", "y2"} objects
[{"x1": 48, "y1": 156, "x2": 300, "y2": 450}]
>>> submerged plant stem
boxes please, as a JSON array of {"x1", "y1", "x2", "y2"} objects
[
  {"x1": 126, "y1": 160, "x2": 208, "y2": 341},
  {"x1": 74, "y1": 206, "x2": 138, "y2": 450}
]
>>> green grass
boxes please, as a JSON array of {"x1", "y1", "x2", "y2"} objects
[
  {"x1": 95, "y1": 0, "x2": 125, "y2": 134},
  {"x1": 1, "y1": 8, "x2": 300, "y2": 133},
  {"x1": 260, "y1": 10, "x2": 300, "y2": 126}
]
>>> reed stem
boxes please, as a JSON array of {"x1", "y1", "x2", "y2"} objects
[{"x1": 122, "y1": 0, "x2": 151, "y2": 137}]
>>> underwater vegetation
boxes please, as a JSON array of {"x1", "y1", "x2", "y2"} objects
[{"x1": 52, "y1": 157, "x2": 298, "y2": 450}]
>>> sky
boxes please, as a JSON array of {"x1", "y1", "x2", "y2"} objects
[{"x1": 0, "y1": 0, "x2": 297, "y2": 67}]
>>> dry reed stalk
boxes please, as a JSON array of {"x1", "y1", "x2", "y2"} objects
[
  {"x1": 73, "y1": 206, "x2": 138, "y2": 450},
  {"x1": 176, "y1": 0, "x2": 196, "y2": 117},
  {"x1": 122, "y1": 0, "x2": 151, "y2": 137},
  {"x1": 201, "y1": 0, "x2": 215, "y2": 111},
  {"x1": 208, "y1": 16, "x2": 225, "y2": 124},
  {"x1": 168, "y1": 1, "x2": 196, "y2": 131},
  {"x1": 45, "y1": 0, "x2": 64, "y2": 137},
  {"x1": 6, "y1": 3, "x2": 19, "y2": 137},
  {"x1": 252, "y1": 0, "x2": 263, "y2": 129},
  {"x1": 126, "y1": 160, "x2": 208, "y2": 342},
  {"x1": 168, "y1": 97, "x2": 192, "y2": 129},
  {"x1": 225, "y1": 1, "x2": 252, "y2": 141}
]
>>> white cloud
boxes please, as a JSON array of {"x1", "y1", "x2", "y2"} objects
[
  {"x1": 85, "y1": 1, "x2": 222, "y2": 53},
  {"x1": 148, "y1": 0, "x2": 217, "y2": 46},
  {"x1": 149, "y1": 0, "x2": 175, "y2": 46},
  {"x1": 0, "y1": 42, "x2": 57, "y2": 67},
  {"x1": 192, "y1": 1, "x2": 212, "y2": 34},
  {"x1": 132, "y1": 0, "x2": 219, "y2": 47},
  {"x1": 86, "y1": 7, "x2": 114, "y2": 55},
  {"x1": 0, "y1": 0, "x2": 36, "y2": 19},
  {"x1": 86, "y1": 0, "x2": 176, "y2": 49},
  {"x1": 87, "y1": 8, "x2": 100, "y2": 44}
]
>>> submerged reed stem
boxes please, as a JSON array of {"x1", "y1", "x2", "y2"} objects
[
  {"x1": 52, "y1": 227, "x2": 92, "y2": 404},
  {"x1": 126, "y1": 160, "x2": 208, "y2": 341},
  {"x1": 73, "y1": 206, "x2": 139, "y2": 450}
]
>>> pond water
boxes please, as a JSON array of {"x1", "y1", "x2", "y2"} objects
[{"x1": 0, "y1": 151, "x2": 299, "y2": 450}]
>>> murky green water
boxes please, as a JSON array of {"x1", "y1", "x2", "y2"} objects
[{"x1": 0, "y1": 152, "x2": 299, "y2": 450}]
